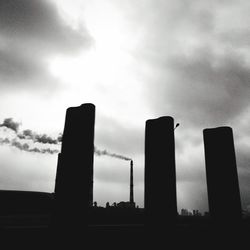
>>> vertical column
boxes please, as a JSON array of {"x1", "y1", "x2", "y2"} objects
[
  {"x1": 54, "y1": 103, "x2": 95, "y2": 229},
  {"x1": 54, "y1": 153, "x2": 62, "y2": 194},
  {"x1": 203, "y1": 127, "x2": 242, "y2": 223},
  {"x1": 130, "y1": 160, "x2": 135, "y2": 206},
  {"x1": 145, "y1": 116, "x2": 177, "y2": 227}
]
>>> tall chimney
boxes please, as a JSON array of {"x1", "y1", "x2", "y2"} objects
[
  {"x1": 53, "y1": 103, "x2": 95, "y2": 228},
  {"x1": 203, "y1": 126, "x2": 242, "y2": 223},
  {"x1": 130, "y1": 160, "x2": 134, "y2": 204},
  {"x1": 145, "y1": 116, "x2": 177, "y2": 226}
]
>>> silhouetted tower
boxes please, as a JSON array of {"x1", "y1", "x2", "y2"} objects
[
  {"x1": 145, "y1": 116, "x2": 177, "y2": 226},
  {"x1": 54, "y1": 103, "x2": 95, "y2": 228},
  {"x1": 130, "y1": 160, "x2": 134, "y2": 205},
  {"x1": 203, "y1": 127, "x2": 242, "y2": 223},
  {"x1": 54, "y1": 153, "x2": 62, "y2": 194}
]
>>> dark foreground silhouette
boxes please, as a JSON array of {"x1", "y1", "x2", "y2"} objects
[
  {"x1": 0, "y1": 103, "x2": 249, "y2": 248},
  {"x1": 0, "y1": 196, "x2": 249, "y2": 249}
]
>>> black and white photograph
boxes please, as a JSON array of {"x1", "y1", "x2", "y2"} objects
[{"x1": 0, "y1": 0, "x2": 250, "y2": 248}]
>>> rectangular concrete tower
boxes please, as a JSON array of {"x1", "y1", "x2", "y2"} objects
[
  {"x1": 54, "y1": 103, "x2": 95, "y2": 228},
  {"x1": 203, "y1": 127, "x2": 242, "y2": 222},
  {"x1": 145, "y1": 116, "x2": 177, "y2": 226}
]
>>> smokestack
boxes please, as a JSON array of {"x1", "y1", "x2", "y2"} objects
[
  {"x1": 130, "y1": 160, "x2": 134, "y2": 205},
  {"x1": 145, "y1": 116, "x2": 177, "y2": 226},
  {"x1": 203, "y1": 126, "x2": 242, "y2": 223},
  {"x1": 54, "y1": 103, "x2": 95, "y2": 228}
]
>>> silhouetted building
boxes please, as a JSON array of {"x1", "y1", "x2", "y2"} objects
[
  {"x1": 54, "y1": 153, "x2": 62, "y2": 194},
  {"x1": 181, "y1": 209, "x2": 189, "y2": 216},
  {"x1": 117, "y1": 201, "x2": 135, "y2": 209},
  {"x1": 204, "y1": 211, "x2": 210, "y2": 217},
  {"x1": 145, "y1": 116, "x2": 177, "y2": 226},
  {"x1": 193, "y1": 210, "x2": 201, "y2": 216},
  {"x1": 203, "y1": 126, "x2": 242, "y2": 223},
  {"x1": 54, "y1": 103, "x2": 95, "y2": 229}
]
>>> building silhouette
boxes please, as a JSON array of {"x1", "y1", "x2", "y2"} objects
[
  {"x1": 181, "y1": 209, "x2": 189, "y2": 216},
  {"x1": 53, "y1": 103, "x2": 95, "y2": 229},
  {"x1": 203, "y1": 126, "x2": 242, "y2": 223},
  {"x1": 145, "y1": 116, "x2": 177, "y2": 227}
]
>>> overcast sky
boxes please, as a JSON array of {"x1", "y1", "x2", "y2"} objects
[{"x1": 0, "y1": 0, "x2": 250, "y2": 212}]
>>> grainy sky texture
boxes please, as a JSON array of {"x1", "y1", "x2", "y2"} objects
[{"x1": 0, "y1": 0, "x2": 250, "y2": 212}]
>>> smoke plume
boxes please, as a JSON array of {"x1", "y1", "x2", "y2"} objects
[
  {"x1": 0, "y1": 118, "x2": 20, "y2": 132},
  {"x1": 94, "y1": 147, "x2": 131, "y2": 161},
  {"x1": 0, "y1": 118, "x2": 60, "y2": 154},
  {"x1": 0, "y1": 137, "x2": 59, "y2": 154},
  {"x1": 17, "y1": 129, "x2": 59, "y2": 144},
  {"x1": 0, "y1": 118, "x2": 131, "y2": 158},
  {"x1": 0, "y1": 118, "x2": 60, "y2": 145}
]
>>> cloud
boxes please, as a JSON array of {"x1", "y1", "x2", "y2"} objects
[
  {"x1": 95, "y1": 114, "x2": 144, "y2": 158},
  {"x1": 0, "y1": 0, "x2": 92, "y2": 92},
  {"x1": 151, "y1": 49, "x2": 250, "y2": 128},
  {"x1": 111, "y1": 0, "x2": 250, "y2": 130},
  {"x1": 0, "y1": 0, "x2": 91, "y2": 48}
]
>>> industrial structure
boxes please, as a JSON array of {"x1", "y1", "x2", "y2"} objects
[
  {"x1": 129, "y1": 160, "x2": 135, "y2": 206},
  {"x1": 51, "y1": 103, "x2": 243, "y2": 228},
  {"x1": 203, "y1": 126, "x2": 242, "y2": 222},
  {"x1": 54, "y1": 103, "x2": 95, "y2": 228},
  {"x1": 144, "y1": 116, "x2": 177, "y2": 226}
]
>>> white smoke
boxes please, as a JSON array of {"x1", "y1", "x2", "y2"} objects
[
  {"x1": 0, "y1": 118, "x2": 60, "y2": 154},
  {"x1": 94, "y1": 147, "x2": 131, "y2": 161},
  {"x1": 0, "y1": 118, "x2": 131, "y2": 158}
]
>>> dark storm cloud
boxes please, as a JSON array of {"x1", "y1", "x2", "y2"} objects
[
  {"x1": 0, "y1": 0, "x2": 92, "y2": 52},
  {"x1": 0, "y1": 0, "x2": 92, "y2": 91},
  {"x1": 155, "y1": 50, "x2": 250, "y2": 127},
  {"x1": 136, "y1": 34, "x2": 250, "y2": 129},
  {"x1": 0, "y1": 49, "x2": 39, "y2": 83},
  {"x1": 117, "y1": 0, "x2": 250, "y2": 129},
  {"x1": 0, "y1": 46, "x2": 60, "y2": 92}
]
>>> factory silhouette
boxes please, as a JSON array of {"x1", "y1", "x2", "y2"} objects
[
  {"x1": 53, "y1": 103, "x2": 242, "y2": 223},
  {"x1": 52, "y1": 103, "x2": 245, "y2": 244},
  {"x1": 0, "y1": 103, "x2": 249, "y2": 247}
]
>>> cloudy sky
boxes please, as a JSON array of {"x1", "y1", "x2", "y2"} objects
[{"x1": 0, "y1": 0, "x2": 250, "y2": 213}]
